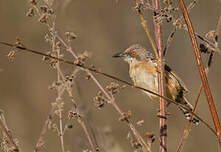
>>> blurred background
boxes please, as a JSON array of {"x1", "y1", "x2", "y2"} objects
[{"x1": 0, "y1": 0, "x2": 221, "y2": 152}]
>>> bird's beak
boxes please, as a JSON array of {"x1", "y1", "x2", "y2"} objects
[{"x1": 112, "y1": 52, "x2": 126, "y2": 58}]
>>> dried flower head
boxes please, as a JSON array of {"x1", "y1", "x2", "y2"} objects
[
  {"x1": 45, "y1": 34, "x2": 52, "y2": 43},
  {"x1": 39, "y1": 14, "x2": 48, "y2": 24},
  {"x1": 119, "y1": 111, "x2": 132, "y2": 122},
  {"x1": 131, "y1": 140, "x2": 142, "y2": 149},
  {"x1": 145, "y1": 132, "x2": 155, "y2": 143},
  {"x1": 93, "y1": 91, "x2": 107, "y2": 109},
  {"x1": 136, "y1": 120, "x2": 144, "y2": 126},
  {"x1": 206, "y1": 30, "x2": 216, "y2": 40},
  {"x1": 40, "y1": 5, "x2": 48, "y2": 13},
  {"x1": 65, "y1": 32, "x2": 77, "y2": 41},
  {"x1": 74, "y1": 51, "x2": 89, "y2": 65},
  {"x1": 7, "y1": 50, "x2": 16, "y2": 61},
  {"x1": 30, "y1": 0, "x2": 37, "y2": 5},
  {"x1": 106, "y1": 82, "x2": 120, "y2": 95},
  {"x1": 26, "y1": 8, "x2": 35, "y2": 17}
]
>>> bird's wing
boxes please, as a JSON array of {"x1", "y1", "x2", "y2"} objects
[{"x1": 164, "y1": 64, "x2": 189, "y2": 93}]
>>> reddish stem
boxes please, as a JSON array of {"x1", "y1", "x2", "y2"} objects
[
  {"x1": 152, "y1": 0, "x2": 167, "y2": 152},
  {"x1": 179, "y1": 0, "x2": 221, "y2": 147}
]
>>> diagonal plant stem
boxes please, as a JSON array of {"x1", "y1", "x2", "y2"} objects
[
  {"x1": 0, "y1": 41, "x2": 217, "y2": 136},
  {"x1": 177, "y1": 80, "x2": 202, "y2": 152},
  {"x1": 134, "y1": 0, "x2": 159, "y2": 59},
  {"x1": 0, "y1": 114, "x2": 19, "y2": 151},
  {"x1": 178, "y1": 0, "x2": 221, "y2": 147},
  {"x1": 177, "y1": 14, "x2": 221, "y2": 152},
  {"x1": 152, "y1": 0, "x2": 167, "y2": 152}
]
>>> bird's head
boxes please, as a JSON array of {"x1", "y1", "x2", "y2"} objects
[{"x1": 113, "y1": 44, "x2": 154, "y2": 63}]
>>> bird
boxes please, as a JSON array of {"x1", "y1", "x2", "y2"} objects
[{"x1": 113, "y1": 44, "x2": 199, "y2": 125}]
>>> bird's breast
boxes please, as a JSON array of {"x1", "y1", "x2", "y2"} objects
[{"x1": 129, "y1": 61, "x2": 158, "y2": 98}]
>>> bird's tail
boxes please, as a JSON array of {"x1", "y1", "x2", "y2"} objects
[{"x1": 178, "y1": 97, "x2": 200, "y2": 125}]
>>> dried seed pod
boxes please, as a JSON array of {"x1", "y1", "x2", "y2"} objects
[
  {"x1": 145, "y1": 132, "x2": 155, "y2": 143},
  {"x1": 8, "y1": 50, "x2": 16, "y2": 61},
  {"x1": 26, "y1": 8, "x2": 35, "y2": 17},
  {"x1": 30, "y1": 0, "x2": 37, "y2": 5},
  {"x1": 136, "y1": 120, "x2": 144, "y2": 126},
  {"x1": 206, "y1": 30, "x2": 216, "y2": 40},
  {"x1": 39, "y1": 14, "x2": 48, "y2": 23},
  {"x1": 40, "y1": 5, "x2": 48, "y2": 13},
  {"x1": 65, "y1": 32, "x2": 77, "y2": 41}
]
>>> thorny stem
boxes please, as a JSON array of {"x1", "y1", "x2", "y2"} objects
[
  {"x1": 179, "y1": 0, "x2": 221, "y2": 147},
  {"x1": 152, "y1": 0, "x2": 167, "y2": 152},
  {"x1": 0, "y1": 41, "x2": 217, "y2": 136}
]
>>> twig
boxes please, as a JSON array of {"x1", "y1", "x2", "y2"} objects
[
  {"x1": 134, "y1": 0, "x2": 159, "y2": 59},
  {"x1": 0, "y1": 41, "x2": 217, "y2": 137},
  {"x1": 67, "y1": 89, "x2": 97, "y2": 152},
  {"x1": 152, "y1": 0, "x2": 167, "y2": 152},
  {"x1": 0, "y1": 113, "x2": 19, "y2": 151},
  {"x1": 177, "y1": 81, "x2": 202, "y2": 152},
  {"x1": 178, "y1": 0, "x2": 221, "y2": 147},
  {"x1": 35, "y1": 108, "x2": 55, "y2": 151}
]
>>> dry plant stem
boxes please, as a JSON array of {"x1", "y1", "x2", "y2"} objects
[
  {"x1": 0, "y1": 119, "x2": 19, "y2": 151},
  {"x1": 78, "y1": 118, "x2": 96, "y2": 152},
  {"x1": 56, "y1": 54, "x2": 66, "y2": 152},
  {"x1": 195, "y1": 33, "x2": 221, "y2": 53},
  {"x1": 56, "y1": 32, "x2": 151, "y2": 152},
  {"x1": 0, "y1": 41, "x2": 216, "y2": 136},
  {"x1": 179, "y1": 0, "x2": 221, "y2": 147},
  {"x1": 152, "y1": 0, "x2": 167, "y2": 152},
  {"x1": 50, "y1": 21, "x2": 66, "y2": 152},
  {"x1": 51, "y1": 29, "x2": 96, "y2": 151},
  {"x1": 135, "y1": 0, "x2": 159, "y2": 58},
  {"x1": 35, "y1": 108, "x2": 55, "y2": 151},
  {"x1": 66, "y1": 89, "x2": 97, "y2": 152},
  {"x1": 177, "y1": 15, "x2": 221, "y2": 152},
  {"x1": 177, "y1": 83, "x2": 202, "y2": 152},
  {"x1": 90, "y1": 73, "x2": 152, "y2": 152}
]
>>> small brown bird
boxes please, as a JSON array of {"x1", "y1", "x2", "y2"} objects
[{"x1": 113, "y1": 44, "x2": 199, "y2": 125}]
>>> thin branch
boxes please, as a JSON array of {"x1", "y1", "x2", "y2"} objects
[
  {"x1": 178, "y1": 0, "x2": 221, "y2": 147},
  {"x1": 67, "y1": 89, "x2": 97, "y2": 152},
  {"x1": 35, "y1": 108, "x2": 55, "y2": 151},
  {"x1": 134, "y1": 0, "x2": 159, "y2": 59},
  {"x1": 0, "y1": 114, "x2": 19, "y2": 151},
  {"x1": 152, "y1": 0, "x2": 167, "y2": 152},
  {"x1": 177, "y1": 82, "x2": 202, "y2": 152},
  {"x1": 0, "y1": 41, "x2": 217, "y2": 136}
]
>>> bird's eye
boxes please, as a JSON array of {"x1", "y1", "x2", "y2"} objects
[{"x1": 131, "y1": 51, "x2": 136, "y2": 56}]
